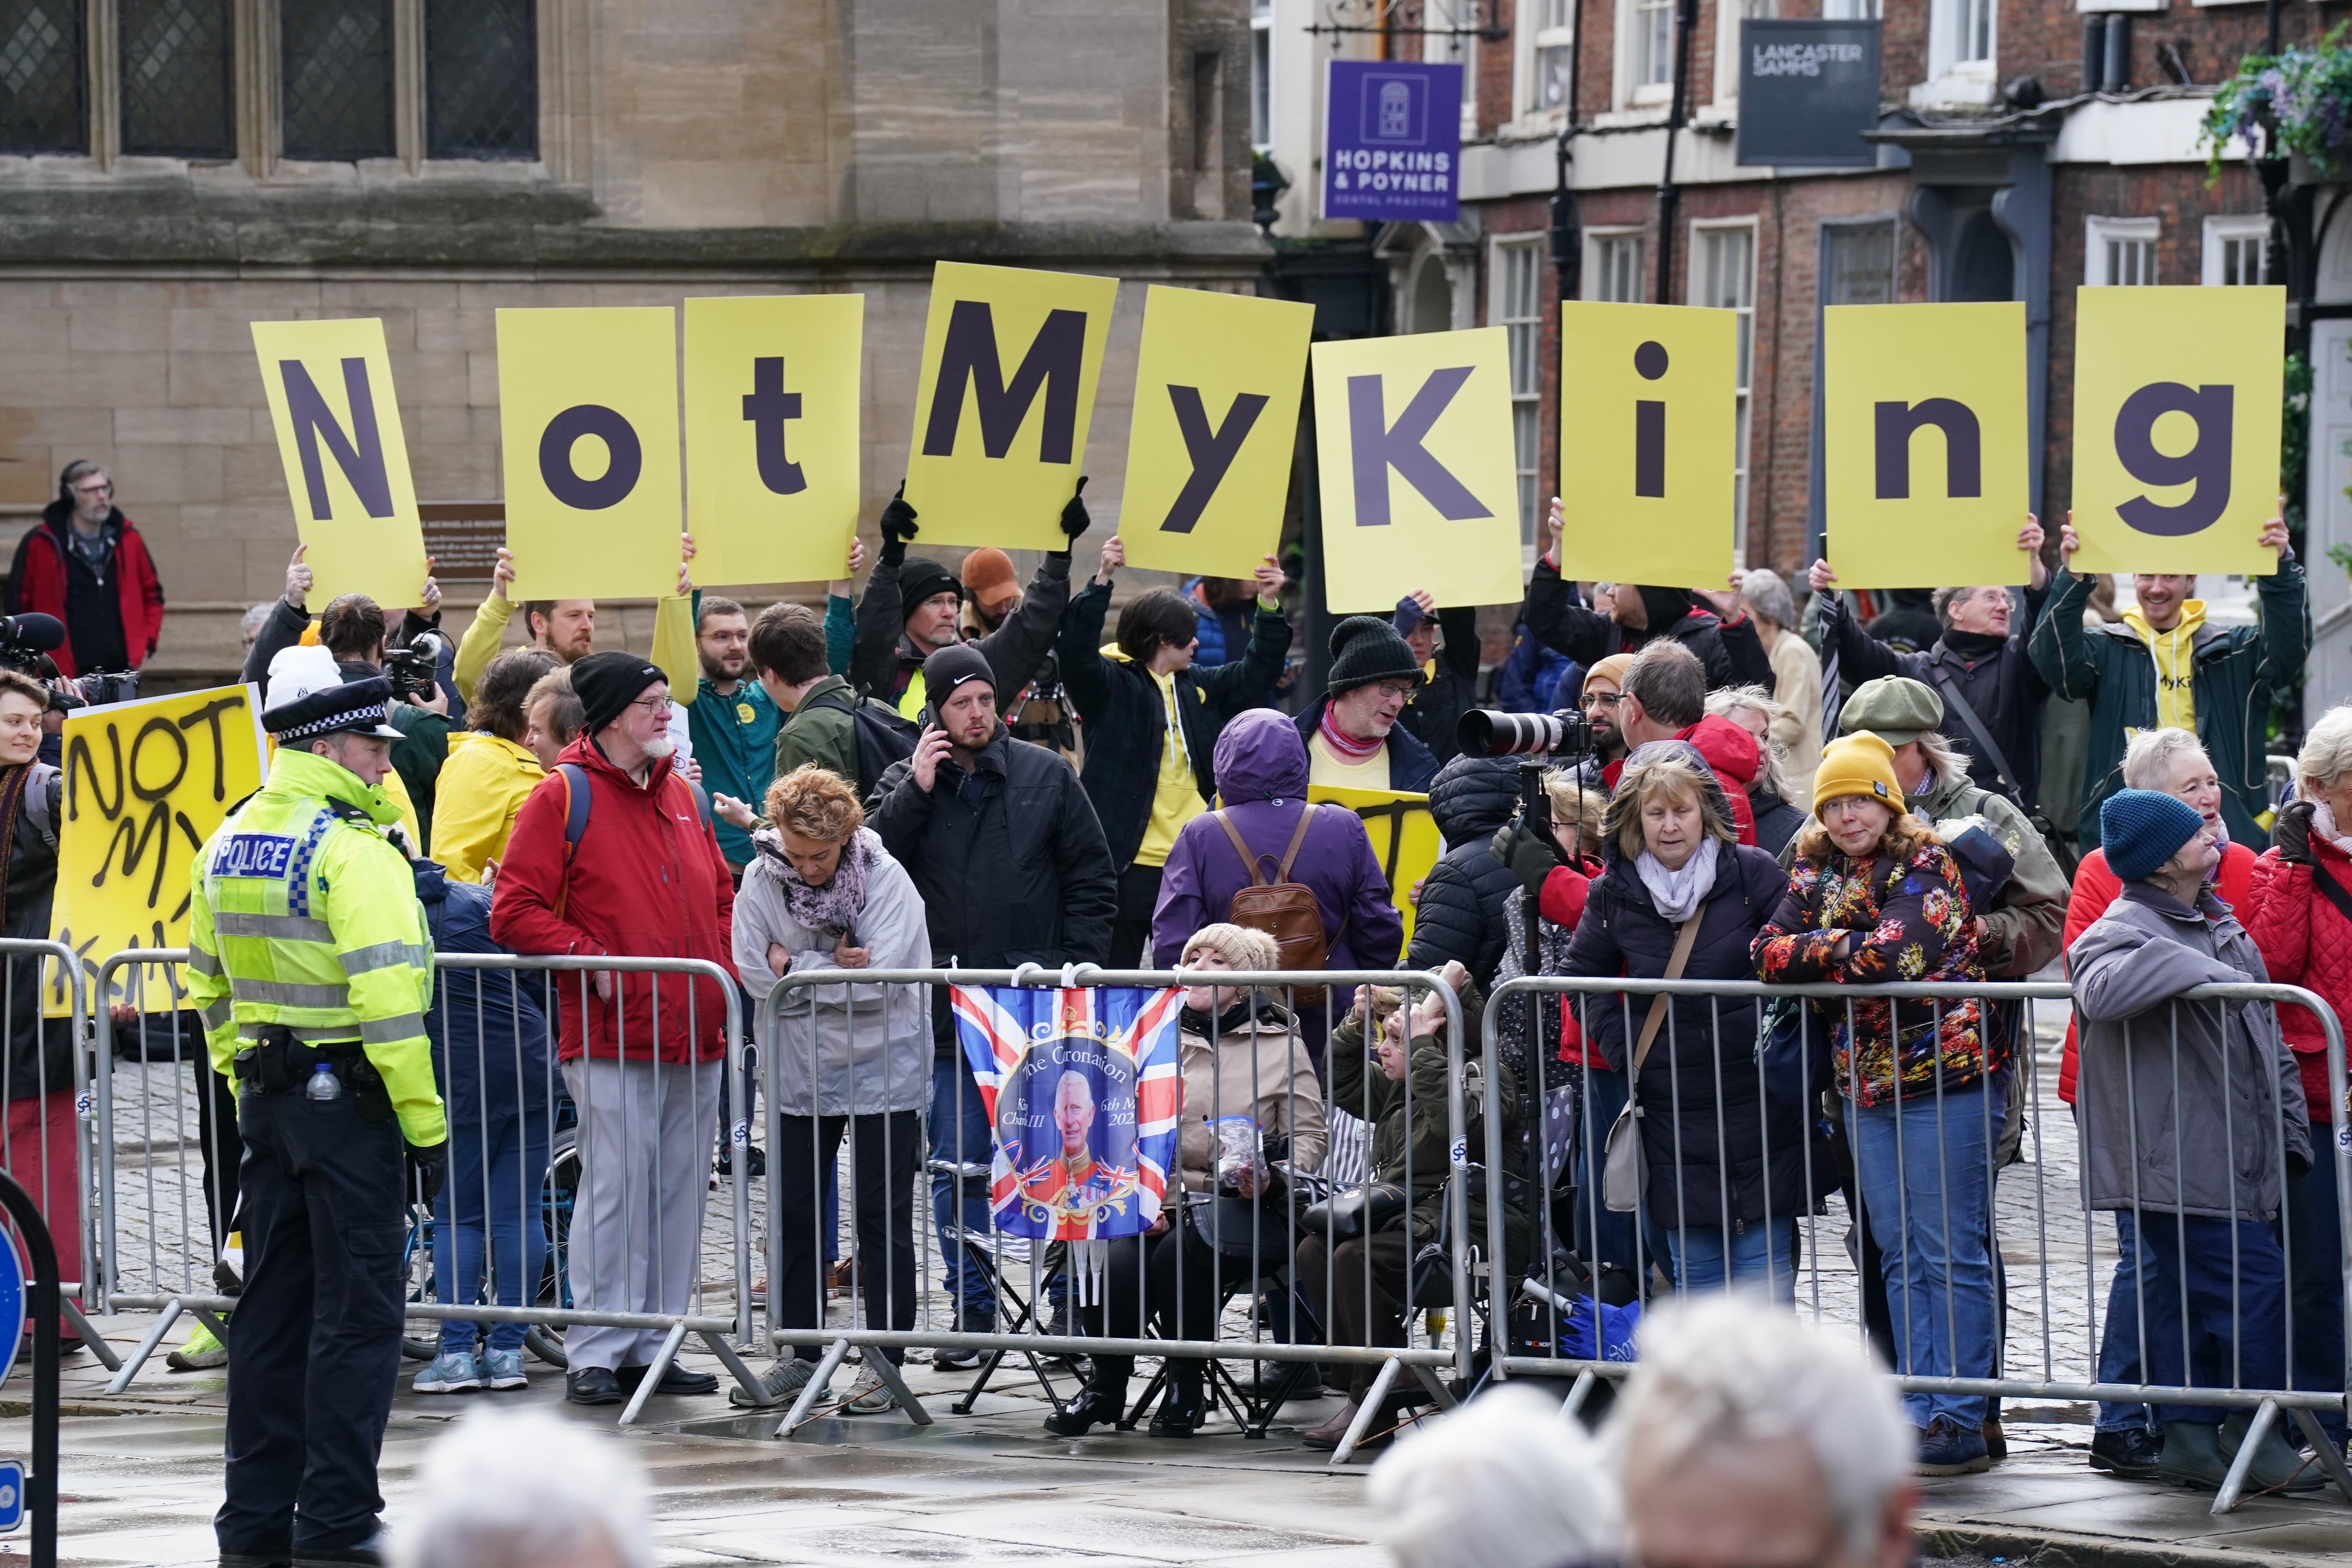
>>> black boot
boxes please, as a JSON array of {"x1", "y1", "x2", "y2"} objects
[
  {"x1": 1044, "y1": 1378, "x2": 1129, "y2": 1436},
  {"x1": 1150, "y1": 1365, "x2": 1206, "y2": 1438}
]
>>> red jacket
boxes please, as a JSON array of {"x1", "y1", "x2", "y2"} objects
[
  {"x1": 488, "y1": 736, "x2": 737, "y2": 1064},
  {"x1": 2057, "y1": 840, "x2": 2258, "y2": 1104},
  {"x1": 1542, "y1": 858, "x2": 1600, "y2": 1065},
  {"x1": 6, "y1": 506, "x2": 166, "y2": 676},
  {"x1": 2238, "y1": 841, "x2": 2352, "y2": 1122},
  {"x1": 1599, "y1": 716, "x2": 1758, "y2": 847}
]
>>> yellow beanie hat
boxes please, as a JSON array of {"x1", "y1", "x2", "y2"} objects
[{"x1": 1811, "y1": 732, "x2": 1905, "y2": 818}]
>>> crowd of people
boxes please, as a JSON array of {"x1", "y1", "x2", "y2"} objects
[{"x1": 25, "y1": 453, "x2": 2339, "y2": 1558}]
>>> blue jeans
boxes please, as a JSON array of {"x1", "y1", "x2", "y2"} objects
[
  {"x1": 929, "y1": 1054, "x2": 996, "y2": 1328},
  {"x1": 2094, "y1": 1209, "x2": 2152, "y2": 1432},
  {"x1": 432, "y1": 1105, "x2": 552, "y2": 1355},
  {"x1": 1664, "y1": 1217, "x2": 1797, "y2": 1303},
  {"x1": 2137, "y1": 1213, "x2": 2287, "y2": 1426},
  {"x1": 1851, "y1": 1085, "x2": 1997, "y2": 1428},
  {"x1": 2281, "y1": 1119, "x2": 2348, "y2": 1445}
]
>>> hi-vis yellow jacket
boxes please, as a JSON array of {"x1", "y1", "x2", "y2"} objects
[{"x1": 186, "y1": 747, "x2": 445, "y2": 1146}]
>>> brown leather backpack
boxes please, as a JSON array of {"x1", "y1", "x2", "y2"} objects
[{"x1": 1212, "y1": 808, "x2": 1332, "y2": 1004}]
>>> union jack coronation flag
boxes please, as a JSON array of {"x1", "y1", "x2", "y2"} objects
[{"x1": 950, "y1": 984, "x2": 1184, "y2": 1240}]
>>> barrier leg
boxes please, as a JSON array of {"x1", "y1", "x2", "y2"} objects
[
  {"x1": 1328, "y1": 1356, "x2": 1403, "y2": 1467},
  {"x1": 60, "y1": 1298, "x2": 119, "y2": 1372},
  {"x1": 617, "y1": 1320, "x2": 689, "y2": 1429},
  {"x1": 779, "y1": 1338, "x2": 852, "y2": 1437},
  {"x1": 862, "y1": 1352, "x2": 933, "y2": 1426},
  {"x1": 187, "y1": 1306, "x2": 230, "y2": 1343},
  {"x1": 699, "y1": 1330, "x2": 776, "y2": 1409},
  {"x1": 2211, "y1": 1398, "x2": 2279, "y2": 1515},
  {"x1": 2288, "y1": 1407, "x2": 2352, "y2": 1504},
  {"x1": 1408, "y1": 1362, "x2": 1457, "y2": 1411},
  {"x1": 1562, "y1": 1368, "x2": 1596, "y2": 1419},
  {"x1": 104, "y1": 1299, "x2": 182, "y2": 1394}
]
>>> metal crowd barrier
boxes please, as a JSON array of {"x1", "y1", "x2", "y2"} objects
[
  {"x1": 1486, "y1": 975, "x2": 2352, "y2": 1510},
  {"x1": 0, "y1": 938, "x2": 113, "y2": 1367},
  {"x1": 92, "y1": 948, "x2": 761, "y2": 1425},
  {"x1": 755, "y1": 964, "x2": 1474, "y2": 1461}
]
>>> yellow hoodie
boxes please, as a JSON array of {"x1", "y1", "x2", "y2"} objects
[
  {"x1": 1104, "y1": 643, "x2": 1207, "y2": 868},
  {"x1": 2121, "y1": 598, "x2": 2206, "y2": 733}
]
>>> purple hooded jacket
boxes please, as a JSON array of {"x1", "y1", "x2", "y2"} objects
[{"x1": 1150, "y1": 708, "x2": 1405, "y2": 972}]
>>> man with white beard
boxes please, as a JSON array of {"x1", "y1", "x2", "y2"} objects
[{"x1": 489, "y1": 651, "x2": 738, "y2": 1406}]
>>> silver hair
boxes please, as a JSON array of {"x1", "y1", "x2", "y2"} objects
[
  {"x1": 2298, "y1": 704, "x2": 2352, "y2": 795},
  {"x1": 1705, "y1": 684, "x2": 1796, "y2": 806},
  {"x1": 241, "y1": 603, "x2": 276, "y2": 640},
  {"x1": 392, "y1": 1409, "x2": 652, "y2": 1568},
  {"x1": 1371, "y1": 1384, "x2": 1622, "y2": 1568},
  {"x1": 1930, "y1": 584, "x2": 2005, "y2": 627},
  {"x1": 1738, "y1": 569, "x2": 1796, "y2": 630},
  {"x1": 1610, "y1": 1295, "x2": 1909, "y2": 1563},
  {"x1": 2122, "y1": 726, "x2": 2211, "y2": 793},
  {"x1": 1909, "y1": 726, "x2": 1970, "y2": 793}
]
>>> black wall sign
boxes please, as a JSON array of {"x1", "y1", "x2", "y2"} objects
[{"x1": 1735, "y1": 19, "x2": 1882, "y2": 169}]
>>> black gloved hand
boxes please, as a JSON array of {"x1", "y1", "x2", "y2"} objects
[
  {"x1": 878, "y1": 481, "x2": 918, "y2": 564},
  {"x1": 1055, "y1": 475, "x2": 1091, "y2": 555},
  {"x1": 2286, "y1": 1143, "x2": 2314, "y2": 1184},
  {"x1": 2274, "y1": 798, "x2": 2316, "y2": 866},
  {"x1": 406, "y1": 1140, "x2": 447, "y2": 1208}
]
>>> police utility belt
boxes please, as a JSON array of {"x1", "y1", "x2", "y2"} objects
[{"x1": 233, "y1": 1024, "x2": 396, "y2": 1123}]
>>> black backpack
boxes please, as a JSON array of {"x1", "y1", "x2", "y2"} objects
[{"x1": 805, "y1": 690, "x2": 921, "y2": 804}]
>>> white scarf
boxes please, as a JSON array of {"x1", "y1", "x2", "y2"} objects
[
  {"x1": 1635, "y1": 835, "x2": 1720, "y2": 924},
  {"x1": 2314, "y1": 799, "x2": 2352, "y2": 858}
]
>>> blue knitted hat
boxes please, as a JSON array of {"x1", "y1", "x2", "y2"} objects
[{"x1": 2100, "y1": 789, "x2": 2206, "y2": 882}]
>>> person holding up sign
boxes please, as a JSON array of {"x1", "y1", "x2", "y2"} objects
[
  {"x1": 1058, "y1": 535, "x2": 1291, "y2": 968},
  {"x1": 2029, "y1": 511, "x2": 2305, "y2": 854},
  {"x1": 849, "y1": 482, "x2": 1085, "y2": 721},
  {"x1": 1805, "y1": 516, "x2": 2050, "y2": 810},
  {"x1": 1522, "y1": 498, "x2": 1775, "y2": 696}
]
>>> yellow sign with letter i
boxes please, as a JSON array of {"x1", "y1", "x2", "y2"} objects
[
  {"x1": 1118, "y1": 286, "x2": 1313, "y2": 580},
  {"x1": 496, "y1": 306, "x2": 683, "y2": 601},
  {"x1": 250, "y1": 318, "x2": 430, "y2": 608},
  {"x1": 1555, "y1": 302, "x2": 1735, "y2": 585},
  {"x1": 903, "y1": 262, "x2": 1118, "y2": 551},
  {"x1": 47, "y1": 684, "x2": 269, "y2": 1017},
  {"x1": 1823, "y1": 302, "x2": 2029, "y2": 589},
  {"x1": 683, "y1": 294, "x2": 864, "y2": 587},
  {"x1": 1310, "y1": 327, "x2": 1521, "y2": 613},
  {"x1": 1308, "y1": 785, "x2": 1441, "y2": 947},
  {"x1": 2071, "y1": 285, "x2": 2285, "y2": 578}
]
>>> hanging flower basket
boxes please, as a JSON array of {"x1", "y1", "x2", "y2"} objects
[{"x1": 2203, "y1": 25, "x2": 2352, "y2": 181}]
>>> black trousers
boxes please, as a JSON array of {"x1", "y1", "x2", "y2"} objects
[
  {"x1": 1074, "y1": 1210, "x2": 1294, "y2": 1386},
  {"x1": 1294, "y1": 1230, "x2": 1414, "y2": 1401},
  {"x1": 192, "y1": 1054, "x2": 241, "y2": 1253},
  {"x1": 1109, "y1": 863, "x2": 1163, "y2": 971},
  {"x1": 775, "y1": 1110, "x2": 920, "y2": 1365},
  {"x1": 216, "y1": 1083, "x2": 406, "y2": 1557}
]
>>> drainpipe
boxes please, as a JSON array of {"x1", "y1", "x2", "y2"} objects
[{"x1": 1652, "y1": 0, "x2": 1700, "y2": 302}]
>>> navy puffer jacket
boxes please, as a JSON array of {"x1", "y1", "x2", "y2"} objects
[
  {"x1": 1406, "y1": 755, "x2": 1523, "y2": 987},
  {"x1": 1559, "y1": 758, "x2": 1807, "y2": 1232}
]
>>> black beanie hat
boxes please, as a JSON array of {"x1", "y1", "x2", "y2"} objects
[
  {"x1": 898, "y1": 557, "x2": 962, "y2": 624},
  {"x1": 1325, "y1": 615, "x2": 1425, "y2": 696},
  {"x1": 921, "y1": 642, "x2": 995, "y2": 710},
  {"x1": 572, "y1": 650, "x2": 665, "y2": 737}
]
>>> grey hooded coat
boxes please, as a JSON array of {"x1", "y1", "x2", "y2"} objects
[{"x1": 2069, "y1": 881, "x2": 2312, "y2": 1222}]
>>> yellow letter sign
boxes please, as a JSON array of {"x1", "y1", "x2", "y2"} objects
[
  {"x1": 251, "y1": 318, "x2": 430, "y2": 607},
  {"x1": 1312, "y1": 327, "x2": 1521, "y2": 613},
  {"x1": 1118, "y1": 286, "x2": 1313, "y2": 579}
]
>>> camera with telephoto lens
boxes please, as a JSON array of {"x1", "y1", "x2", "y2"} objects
[
  {"x1": 1456, "y1": 707, "x2": 1594, "y2": 761},
  {"x1": 382, "y1": 629, "x2": 452, "y2": 706},
  {"x1": 0, "y1": 612, "x2": 137, "y2": 710}
]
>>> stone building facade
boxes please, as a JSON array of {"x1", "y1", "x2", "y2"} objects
[{"x1": 0, "y1": 0, "x2": 1262, "y2": 684}]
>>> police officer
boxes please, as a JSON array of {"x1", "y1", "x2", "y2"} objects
[{"x1": 192, "y1": 646, "x2": 445, "y2": 1568}]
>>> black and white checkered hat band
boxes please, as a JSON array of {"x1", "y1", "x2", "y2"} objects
[{"x1": 270, "y1": 698, "x2": 391, "y2": 740}]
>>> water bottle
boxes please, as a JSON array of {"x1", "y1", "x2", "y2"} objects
[{"x1": 305, "y1": 1062, "x2": 341, "y2": 1102}]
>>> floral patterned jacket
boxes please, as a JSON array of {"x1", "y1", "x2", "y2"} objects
[{"x1": 1750, "y1": 841, "x2": 1996, "y2": 1107}]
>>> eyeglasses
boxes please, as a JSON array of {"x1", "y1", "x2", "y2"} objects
[
  {"x1": 1588, "y1": 692, "x2": 1624, "y2": 707},
  {"x1": 627, "y1": 695, "x2": 667, "y2": 715}
]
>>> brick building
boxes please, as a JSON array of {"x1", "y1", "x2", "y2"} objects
[
  {"x1": 1253, "y1": 0, "x2": 2317, "y2": 594},
  {"x1": 0, "y1": 0, "x2": 1262, "y2": 684}
]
